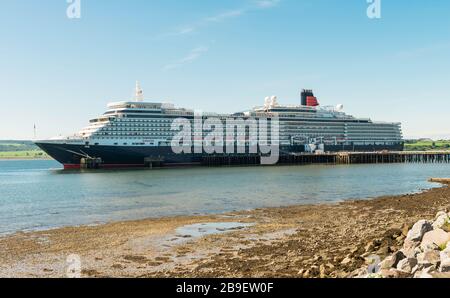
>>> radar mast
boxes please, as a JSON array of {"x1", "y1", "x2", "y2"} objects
[{"x1": 134, "y1": 81, "x2": 144, "y2": 102}]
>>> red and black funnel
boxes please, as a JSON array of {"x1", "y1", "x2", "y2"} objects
[{"x1": 301, "y1": 89, "x2": 319, "y2": 106}]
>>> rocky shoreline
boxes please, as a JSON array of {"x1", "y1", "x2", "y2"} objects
[
  {"x1": 0, "y1": 181, "x2": 449, "y2": 278},
  {"x1": 353, "y1": 210, "x2": 450, "y2": 278}
]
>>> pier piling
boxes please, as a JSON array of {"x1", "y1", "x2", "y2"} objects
[
  {"x1": 144, "y1": 157, "x2": 164, "y2": 168},
  {"x1": 80, "y1": 157, "x2": 103, "y2": 169}
]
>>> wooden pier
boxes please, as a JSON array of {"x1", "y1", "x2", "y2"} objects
[
  {"x1": 334, "y1": 151, "x2": 450, "y2": 165},
  {"x1": 201, "y1": 151, "x2": 450, "y2": 166},
  {"x1": 78, "y1": 151, "x2": 450, "y2": 169}
]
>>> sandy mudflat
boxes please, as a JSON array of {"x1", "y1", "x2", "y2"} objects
[{"x1": 0, "y1": 182, "x2": 449, "y2": 278}]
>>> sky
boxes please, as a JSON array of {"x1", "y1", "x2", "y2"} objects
[{"x1": 0, "y1": 0, "x2": 449, "y2": 140}]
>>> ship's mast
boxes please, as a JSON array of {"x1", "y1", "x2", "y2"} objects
[{"x1": 134, "y1": 81, "x2": 144, "y2": 102}]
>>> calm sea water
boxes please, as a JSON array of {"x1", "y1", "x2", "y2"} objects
[{"x1": 0, "y1": 160, "x2": 449, "y2": 235}]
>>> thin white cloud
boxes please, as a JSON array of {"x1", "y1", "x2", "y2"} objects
[
  {"x1": 204, "y1": 9, "x2": 245, "y2": 23},
  {"x1": 161, "y1": 1, "x2": 280, "y2": 70},
  {"x1": 163, "y1": 46, "x2": 209, "y2": 71},
  {"x1": 177, "y1": 26, "x2": 195, "y2": 35},
  {"x1": 254, "y1": 0, "x2": 281, "y2": 8},
  {"x1": 166, "y1": 0, "x2": 281, "y2": 37},
  {"x1": 396, "y1": 42, "x2": 450, "y2": 59}
]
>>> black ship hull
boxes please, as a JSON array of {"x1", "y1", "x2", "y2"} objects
[{"x1": 36, "y1": 142, "x2": 404, "y2": 169}]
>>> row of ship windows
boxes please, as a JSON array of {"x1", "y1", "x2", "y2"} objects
[
  {"x1": 347, "y1": 136, "x2": 402, "y2": 139},
  {"x1": 284, "y1": 132, "x2": 401, "y2": 135},
  {"x1": 346, "y1": 126, "x2": 401, "y2": 129},
  {"x1": 101, "y1": 127, "x2": 170, "y2": 131},
  {"x1": 88, "y1": 139, "x2": 400, "y2": 146},
  {"x1": 102, "y1": 119, "x2": 400, "y2": 131},
  {"x1": 100, "y1": 115, "x2": 400, "y2": 127},
  {"x1": 98, "y1": 128, "x2": 278, "y2": 132},
  {"x1": 111, "y1": 117, "x2": 395, "y2": 124},
  {"x1": 90, "y1": 136, "x2": 400, "y2": 143},
  {"x1": 283, "y1": 126, "x2": 400, "y2": 131},
  {"x1": 347, "y1": 144, "x2": 402, "y2": 146},
  {"x1": 89, "y1": 137, "x2": 401, "y2": 144},
  {"x1": 92, "y1": 128, "x2": 400, "y2": 136},
  {"x1": 346, "y1": 128, "x2": 401, "y2": 131},
  {"x1": 92, "y1": 132, "x2": 400, "y2": 137},
  {"x1": 107, "y1": 123, "x2": 279, "y2": 128},
  {"x1": 285, "y1": 130, "x2": 401, "y2": 134},
  {"x1": 287, "y1": 124, "x2": 398, "y2": 129},
  {"x1": 110, "y1": 123, "x2": 170, "y2": 127},
  {"x1": 347, "y1": 139, "x2": 402, "y2": 141},
  {"x1": 98, "y1": 125, "x2": 392, "y2": 130},
  {"x1": 93, "y1": 132, "x2": 265, "y2": 136},
  {"x1": 347, "y1": 134, "x2": 403, "y2": 137},
  {"x1": 113, "y1": 118, "x2": 172, "y2": 122}
]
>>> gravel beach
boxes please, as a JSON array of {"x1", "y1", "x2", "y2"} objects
[{"x1": 1, "y1": 181, "x2": 449, "y2": 278}]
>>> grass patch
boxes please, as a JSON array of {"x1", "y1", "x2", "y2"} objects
[
  {"x1": 404, "y1": 140, "x2": 450, "y2": 151},
  {"x1": 0, "y1": 150, "x2": 49, "y2": 159},
  {"x1": 442, "y1": 219, "x2": 450, "y2": 233}
]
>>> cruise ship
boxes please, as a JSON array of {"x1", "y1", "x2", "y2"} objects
[{"x1": 35, "y1": 83, "x2": 404, "y2": 169}]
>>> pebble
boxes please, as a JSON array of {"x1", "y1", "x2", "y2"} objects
[{"x1": 341, "y1": 257, "x2": 352, "y2": 265}]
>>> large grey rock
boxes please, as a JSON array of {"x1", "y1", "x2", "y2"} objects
[
  {"x1": 433, "y1": 214, "x2": 449, "y2": 230},
  {"x1": 400, "y1": 246, "x2": 423, "y2": 258},
  {"x1": 435, "y1": 211, "x2": 448, "y2": 220},
  {"x1": 404, "y1": 238, "x2": 420, "y2": 248},
  {"x1": 379, "y1": 251, "x2": 405, "y2": 269},
  {"x1": 417, "y1": 250, "x2": 441, "y2": 267},
  {"x1": 414, "y1": 246, "x2": 423, "y2": 255},
  {"x1": 340, "y1": 256, "x2": 352, "y2": 265},
  {"x1": 440, "y1": 259, "x2": 450, "y2": 273},
  {"x1": 414, "y1": 267, "x2": 433, "y2": 278},
  {"x1": 396, "y1": 257, "x2": 418, "y2": 273},
  {"x1": 378, "y1": 269, "x2": 410, "y2": 278},
  {"x1": 406, "y1": 220, "x2": 433, "y2": 242},
  {"x1": 411, "y1": 264, "x2": 422, "y2": 275},
  {"x1": 420, "y1": 229, "x2": 450, "y2": 251},
  {"x1": 349, "y1": 267, "x2": 368, "y2": 278},
  {"x1": 440, "y1": 245, "x2": 450, "y2": 261}
]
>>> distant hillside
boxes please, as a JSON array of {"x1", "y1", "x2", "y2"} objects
[
  {"x1": 0, "y1": 140, "x2": 39, "y2": 152},
  {"x1": 0, "y1": 140, "x2": 49, "y2": 159}
]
